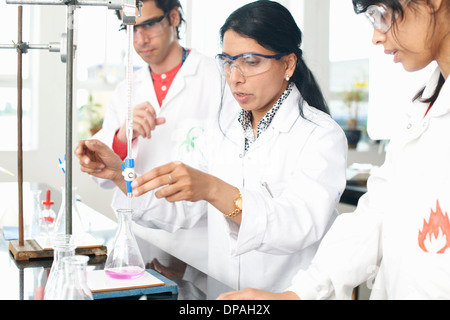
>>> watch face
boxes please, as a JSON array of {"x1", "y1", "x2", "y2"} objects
[{"x1": 235, "y1": 197, "x2": 243, "y2": 210}]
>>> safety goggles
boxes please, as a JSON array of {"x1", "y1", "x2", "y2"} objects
[
  {"x1": 119, "y1": 12, "x2": 169, "y2": 39},
  {"x1": 364, "y1": 0, "x2": 411, "y2": 33},
  {"x1": 215, "y1": 52, "x2": 289, "y2": 78}
]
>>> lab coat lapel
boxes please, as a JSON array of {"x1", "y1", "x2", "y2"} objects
[
  {"x1": 402, "y1": 68, "x2": 450, "y2": 142},
  {"x1": 159, "y1": 50, "x2": 201, "y2": 110},
  {"x1": 161, "y1": 72, "x2": 185, "y2": 109},
  {"x1": 226, "y1": 116, "x2": 246, "y2": 150},
  {"x1": 134, "y1": 67, "x2": 161, "y2": 114},
  {"x1": 426, "y1": 69, "x2": 450, "y2": 118},
  {"x1": 246, "y1": 86, "x2": 301, "y2": 154}
]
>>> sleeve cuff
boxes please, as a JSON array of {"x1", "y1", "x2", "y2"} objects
[
  {"x1": 112, "y1": 129, "x2": 128, "y2": 160},
  {"x1": 285, "y1": 266, "x2": 335, "y2": 300},
  {"x1": 224, "y1": 190, "x2": 268, "y2": 256}
]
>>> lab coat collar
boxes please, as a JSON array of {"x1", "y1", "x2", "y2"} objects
[
  {"x1": 399, "y1": 67, "x2": 449, "y2": 143},
  {"x1": 423, "y1": 67, "x2": 450, "y2": 118},
  {"x1": 133, "y1": 49, "x2": 202, "y2": 108},
  {"x1": 269, "y1": 84, "x2": 302, "y2": 133},
  {"x1": 224, "y1": 84, "x2": 302, "y2": 147},
  {"x1": 411, "y1": 66, "x2": 450, "y2": 119},
  {"x1": 134, "y1": 48, "x2": 201, "y2": 83}
]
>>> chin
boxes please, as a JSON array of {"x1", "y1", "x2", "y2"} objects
[{"x1": 401, "y1": 60, "x2": 433, "y2": 73}]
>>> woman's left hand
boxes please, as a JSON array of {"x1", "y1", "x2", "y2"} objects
[
  {"x1": 217, "y1": 288, "x2": 300, "y2": 300},
  {"x1": 131, "y1": 161, "x2": 214, "y2": 202}
]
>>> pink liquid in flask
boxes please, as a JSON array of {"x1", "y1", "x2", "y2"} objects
[{"x1": 105, "y1": 267, "x2": 145, "y2": 280}]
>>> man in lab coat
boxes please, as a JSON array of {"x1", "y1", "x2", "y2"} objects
[{"x1": 76, "y1": 0, "x2": 231, "y2": 286}]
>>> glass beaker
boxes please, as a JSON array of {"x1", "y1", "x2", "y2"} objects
[
  {"x1": 104, "y1": 209, "x2": 145, "y2": 279},
  {"x1": 59, "y1": 255, "x2": 93, "y2": 300},
  {"x1": 53, "y1": 186, "x2": 85, "y2": 236},
  {"x1": 44, "y1": 234, "x2": 76, "y2": 300}
]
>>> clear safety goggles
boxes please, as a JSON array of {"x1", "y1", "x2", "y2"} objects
[
  {"x1": 215, "y1": 52, "x2": 289, "y2": 78},
  {"x1": 119, "y1": 12, "x2": 168, "y2": 40},
  {"x1": 364, "y1": 0, "x2": 411, "y2": 33}
]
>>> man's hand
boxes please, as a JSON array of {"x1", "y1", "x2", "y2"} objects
[{"x1": 116, "y1": 101, "x2": 166, "y2": 142}]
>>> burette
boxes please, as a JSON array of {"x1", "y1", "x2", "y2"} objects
[{"x1": 122, "y1": 22, "x2": 135, "y2": 209}]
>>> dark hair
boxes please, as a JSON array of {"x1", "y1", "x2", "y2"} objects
[
  {"x1": 116, "y1": 0, "x2": 185, "y2": 40},
  {"x1": 154, "y1": 0, "x2": 185, "y2": 39},
  {"x1": 219, "y1": 0, "x2": 329, "y2": 116},
  {"x1": 352, "y1": 0, "x2": 445, "y2": 105}
]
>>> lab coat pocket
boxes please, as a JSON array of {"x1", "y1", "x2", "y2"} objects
[{"x1": 260, "y1": 181, "x2": 284, "y2": 199}]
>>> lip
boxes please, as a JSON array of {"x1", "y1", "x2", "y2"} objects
[
  {"x1": 139, "y1": 48, "x2": 156, "y2": 56},
  {"x1": 233, "y1": 91, "x2": 252, "y2": 103},
  {"x1": 384, "y1": 49, "x2": 399, "y2": 63}
]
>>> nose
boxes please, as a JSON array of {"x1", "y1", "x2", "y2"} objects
[
  {"x1": 133, "y1": 30, "x2": 148, "y2": 45},
  {"x1": 372, "y1": 28, "x2": 386, "y2": 46},
  {"x1": 229, "y1": 64, "x2": 245, "y2": 83}
]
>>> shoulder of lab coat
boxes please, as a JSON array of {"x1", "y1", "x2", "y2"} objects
[{"x1": 228, "y1": 86, "x2": 348, "y2": 256}]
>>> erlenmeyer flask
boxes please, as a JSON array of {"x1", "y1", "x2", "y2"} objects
[
  {"x1": 44, "y1": 234, "x2": 76, "y2": 300},
  {"x1": 104, "y1": 209, "x2": 145, "y2": 279},
  {"x1": 59, "y1": 255, "x2": 93, "y2": 300},
  {"x1": 53, "y1": 186, "x2": 85, "y2": 236}
]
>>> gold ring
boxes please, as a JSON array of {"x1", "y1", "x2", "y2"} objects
[{"x1": 168, "y1": 174, "x2": 173, "y2": 184}]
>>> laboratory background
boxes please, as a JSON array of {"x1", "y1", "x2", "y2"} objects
[{"x1": 0, "y1": 0, "x2": 438, "y2": 301}]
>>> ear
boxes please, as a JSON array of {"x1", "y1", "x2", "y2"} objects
[
  {"x1": 169, "y1": 6, "x2": 181, "y2": 28},
  {"x1": 284, "y1": 53, "x2": 297, "y2": 78}
]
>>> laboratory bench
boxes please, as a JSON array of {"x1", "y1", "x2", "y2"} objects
[{"x1": 0, "y1": 182, "x2": 233, "y2": 300}]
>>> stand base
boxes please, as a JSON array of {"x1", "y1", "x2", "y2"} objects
[{"x1": 9, "y1": 239, "x2": 107, "y2": 261}]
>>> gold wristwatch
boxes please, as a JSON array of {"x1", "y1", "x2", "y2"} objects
[{"x1": 224, "y1": 189, "x2": 242, "y2": 218}]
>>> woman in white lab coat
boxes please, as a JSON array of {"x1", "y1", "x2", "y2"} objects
[
  {"x1": 77, "y1": 1, "x2": 347, "y2": 292},
  {"x1": 218, "y1": 0, "x2": 450, "y2": 300}
]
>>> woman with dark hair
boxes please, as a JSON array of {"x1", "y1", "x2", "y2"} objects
[
  {"x1": 219, "y1": 0, "x2": 450, "y2": 300},
  {"x1": 76, "y1": 1, "x2": 347, "y2": 292},
  {"x1": 217, "y1": 0, "x2": 329, "y2": 117}
]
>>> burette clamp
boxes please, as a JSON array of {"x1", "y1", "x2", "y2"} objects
[{"x1": 121, "y1": 158, "x2": 135, "y2": 193}]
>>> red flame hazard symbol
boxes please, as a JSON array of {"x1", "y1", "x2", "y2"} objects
[{"x1": 418, "y1": 200, "x2": 450, "y2": 254}]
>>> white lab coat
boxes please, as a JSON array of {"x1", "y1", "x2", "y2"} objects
[
  {"x1": 113, "y1": 85, "x2": 348, "y2": 292},
  {"x1": 288, "y1": 67, "x2": 450, "y2": 299}
]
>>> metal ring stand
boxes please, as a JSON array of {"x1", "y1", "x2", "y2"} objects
[{"x1": 2, "y1": 0, "x2": 137, "y2": 260}]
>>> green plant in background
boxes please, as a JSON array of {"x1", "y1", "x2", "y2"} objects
[
  {"x1": 79, "y1": 94, "x2": 104, "y2": 138},
  {"x1": 341, "y1": 81, "x2": 369, "y2": 130}
]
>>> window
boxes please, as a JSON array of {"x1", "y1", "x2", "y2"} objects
[
  {"x1": 184, "y1": 0, "x2": 303, "y2": 58},
  {"x1": 75, "y1": 6, "x2": 130, "y2": 139},
  {"x1": 0, "y1": 3, "x2": 38, "y2": 151},
  {"x1": 328, "y1": 0, "x2": 373, "y2": 149}
]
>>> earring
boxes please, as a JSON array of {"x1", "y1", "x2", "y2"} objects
[{"x1": 285, "y1": 74, "x2": 290, "y2": 81}]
